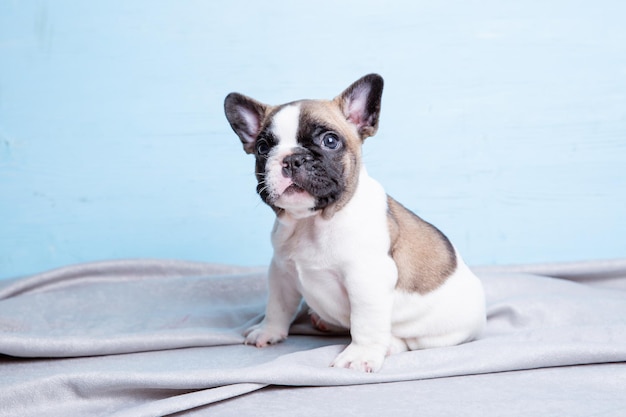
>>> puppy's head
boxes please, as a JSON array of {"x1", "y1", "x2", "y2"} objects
[{"x1": 224, "y1": 74, "x2": 383, "y2": 218}]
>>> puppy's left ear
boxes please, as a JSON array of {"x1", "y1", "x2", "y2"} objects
[
  {"x1": 335, "y1": 74, "x2": 384, "y2": 140},
  {"x1": 224, "y1": 93, "x2": 270, "y2": 154}
]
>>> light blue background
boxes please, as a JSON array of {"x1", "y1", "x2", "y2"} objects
[{"x1": 1, "y1": 1, "x2": 625, "y2": 279}]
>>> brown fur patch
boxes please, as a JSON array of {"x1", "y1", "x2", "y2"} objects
[{"x1": 387, "y1": 196, "x2": 457, "y2": 294}]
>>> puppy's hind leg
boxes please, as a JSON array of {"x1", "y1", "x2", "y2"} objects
[
  {"x1": 403, "y1": 330, "x2": 476, "y2": 351},
  {"x1": 387, "y1": 336, "x2": 409, "y2": 356},
  {"x1": 310, "y1": 310, "x2": 347, "y2": 333}
]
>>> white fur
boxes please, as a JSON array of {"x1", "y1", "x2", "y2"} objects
[
  {"x1": 257, "y1": 104, "x2": 318, "y2": 215},
  {"x1": 246, "y1": 168, "x2": 397, "y2": 372},
  {"x1": 245, "y1": 165, "x2": 486, "y2": 372},
  {"x1": 390, "y1": 255, "x2": 485, "y2": 351},
  {"x1": 271, "y1": 104, "x2": 301, "y2": 148}
]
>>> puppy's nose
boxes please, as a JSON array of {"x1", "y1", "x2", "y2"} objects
[{"x1": 282, "y1": 154, "x2": 309, "y2": 177}]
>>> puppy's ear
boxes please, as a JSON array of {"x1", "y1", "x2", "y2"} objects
[
  {"x1": 224, "y1": 93, "x2": 269, "y2": 154},
  {"x1": 335, "y1": 74, "x2": 384, "y2": 140}
]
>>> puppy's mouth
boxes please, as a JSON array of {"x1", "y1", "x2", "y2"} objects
[
  {"x1": 282, "y1": 183, "x2": 307, "y2": 195},
  {"x1": 273, "y1": 177, "x2": 309, "y2": 198},
  {"x1": 269, "y1": 179, "x2": 316, "y2": 214}
]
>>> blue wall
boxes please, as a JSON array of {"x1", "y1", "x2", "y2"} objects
[{"x1": 1, "y1": 1, "x2": 625, "y2": 279}]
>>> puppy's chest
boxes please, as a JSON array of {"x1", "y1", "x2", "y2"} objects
[
  {"x1": 276, "y1": 218, "x2": 345, "y2": 274},
  {"x1": 275, "y1": 218, "x2": 352, "y2": 325}
]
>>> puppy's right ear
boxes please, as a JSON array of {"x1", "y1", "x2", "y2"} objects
[{"x1": 224, "y1": 93, "x2": 269, "y2": 154}]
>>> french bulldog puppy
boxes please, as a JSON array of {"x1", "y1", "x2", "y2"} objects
[{"x1": 224, "y1": 74, "x2": 485, "y2": 372}]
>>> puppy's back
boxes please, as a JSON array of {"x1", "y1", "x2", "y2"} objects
[{"x1": 386, "y1": 196, "x2": 458, "y2": 294}]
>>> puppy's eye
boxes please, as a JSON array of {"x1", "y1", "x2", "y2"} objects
[
  {"x1": 256, "y1": 140, "x2": 270, "y2": 156},
  {"x1": 321, "y1": 133, "x2": 341, "y2": 150}
]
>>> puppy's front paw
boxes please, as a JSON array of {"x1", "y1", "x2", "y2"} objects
[
  {"x1": 243, "y1": 324, "x2": 287, "y2": 347},
  {"x1": 330, "y1": 343, "x2": 386, "y2": 373}
]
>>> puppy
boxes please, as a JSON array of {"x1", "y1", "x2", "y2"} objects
[{"x1": 224, "y1": 74, "x2": 485, "y2": 372}]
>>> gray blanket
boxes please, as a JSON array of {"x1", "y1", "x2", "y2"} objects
[{"x1": 1, "y1": 259, "x2": 625, "y2": 416}]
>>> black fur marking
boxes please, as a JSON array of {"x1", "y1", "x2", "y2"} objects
[
  {"x1": 254, "y1": 127, "x2": 277, "y2": 206},
  {"x1": 296, "y1": 117, "x2": 347, "y2": 210}
]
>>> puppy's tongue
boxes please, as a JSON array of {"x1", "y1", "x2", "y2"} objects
[
  {"x1": 283, "y1": 184, "x2": 306, "y2": 194},
  {"x1": 275, "y1": 178, "x2": 305, "y2": 196}
]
